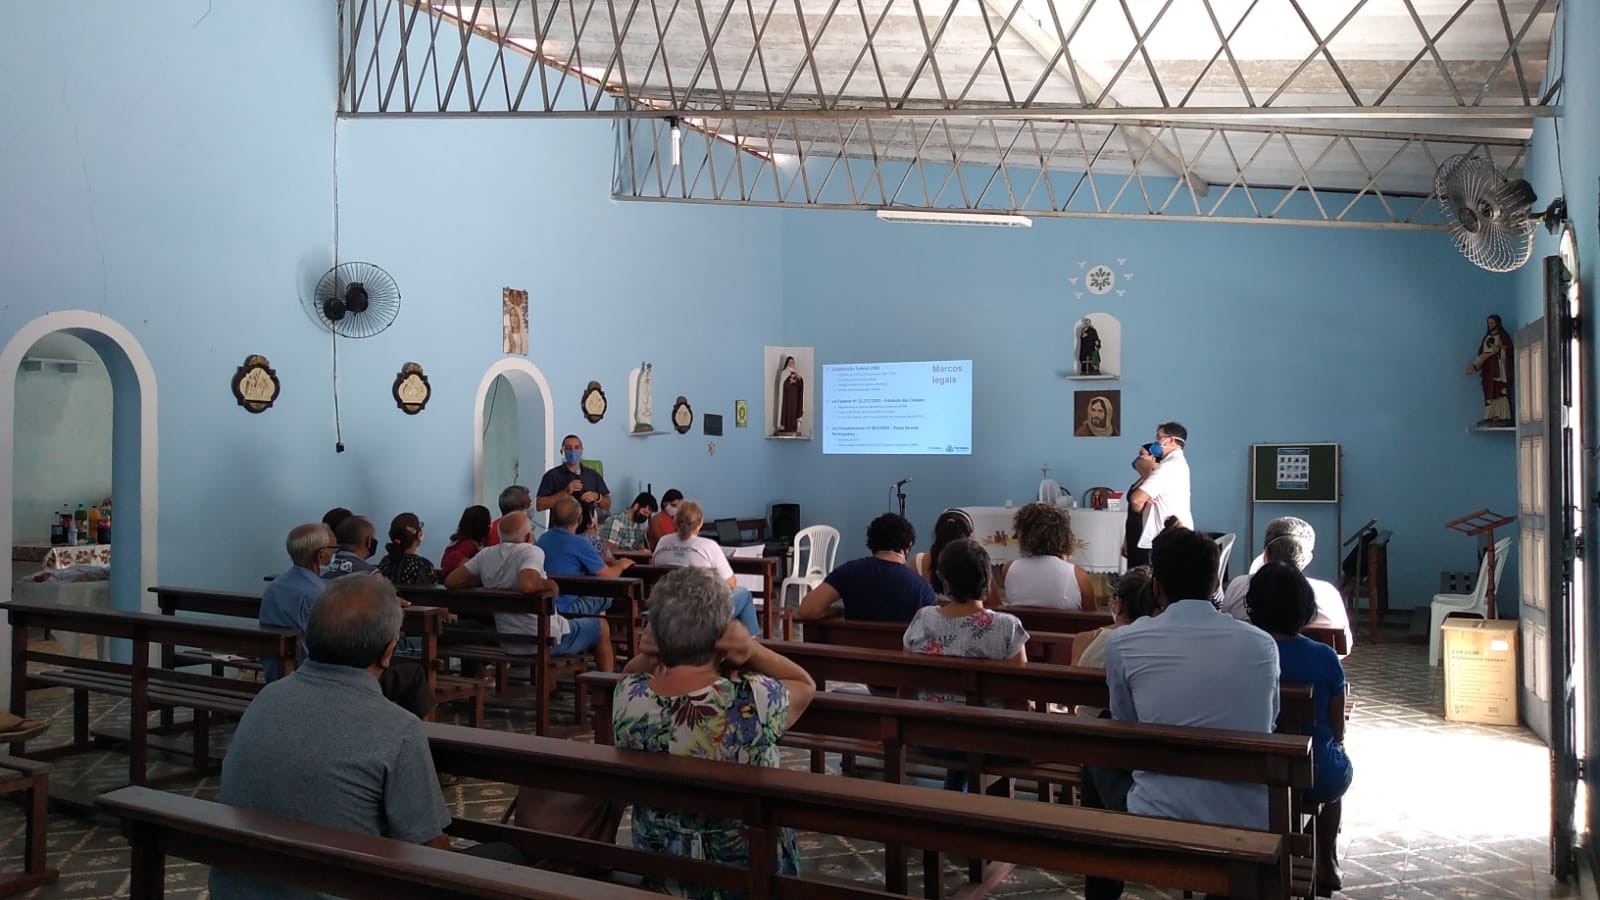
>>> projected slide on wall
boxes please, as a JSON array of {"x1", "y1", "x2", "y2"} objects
[{"x1": 822, "y1": 360, "x2": 973, "y2": 455}]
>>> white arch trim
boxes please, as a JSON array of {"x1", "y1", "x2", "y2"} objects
[
  {"x1": 472, "y1": 357, "x2": 555, "y2": 505},
  {"x1": 0, "y1": 311, "x2": 159, "y2": 695}
]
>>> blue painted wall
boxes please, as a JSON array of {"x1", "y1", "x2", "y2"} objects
[
  {"x1": 0, "y1": 2, "x2": 785, "y2": 599},
  {"x1": 778, "y1": 209, "x2": 1519, "y2": 610}
]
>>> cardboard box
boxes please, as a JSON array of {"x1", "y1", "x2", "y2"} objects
[{"x1": 1442, "y1": 618, "x2": 1519, "y2": 725}]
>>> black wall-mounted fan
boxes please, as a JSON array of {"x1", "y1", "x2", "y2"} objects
[{"x1": 306, "y1": 262, "x2": 401, "y2": 338}]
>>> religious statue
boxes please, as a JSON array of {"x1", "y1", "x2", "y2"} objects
[
  {"x1": 632, "y1": 362, "x2": 654, "y2": 433},
  {"x1": 1466, "y1": 314, "x2": 1513, "y2": 427},
  {"x1": 774, "y1": 355, "x2": 804, "y2": 435},
  {"x1": 1077, "y1": 318, "x2": 1102, "y2": 375}
]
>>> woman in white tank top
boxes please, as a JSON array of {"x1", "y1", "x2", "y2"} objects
[{"x1": 1000, "y1": 503, "x2": 1096, "y2": 609}]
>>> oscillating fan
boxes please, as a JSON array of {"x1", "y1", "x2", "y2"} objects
[
  {"x1": 1435, "y1": 154, "x2": 1566, "y2": 273},
  {"x1": 306, "y1": 262, "x2": 402, "y2": 337}
]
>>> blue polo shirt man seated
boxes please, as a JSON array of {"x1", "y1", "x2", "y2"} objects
[
  {"x1": 793, "y1": 513, "x2": 936, "y2": 624},
  {"x1": 536, "y1": 496, "x2": 635, "y2": 614}
]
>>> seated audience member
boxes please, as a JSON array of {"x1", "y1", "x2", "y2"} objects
[
  {"x1": 487, "y1": 484, "x2": 532, "y2": 547},
  {"x1": 538, "y1": 495, "x2": 635, "y2": 614},
  {"x1": 445, "y1": 512, "x2": 613, "y2": 672},
  {"x1": 795, "y1": 513, "x2": 936, "y2": 623},
  {"x1": 653, "y1": 500, "x2": 762, "y2": 637},
  {"x1": 261, "y1": 524, "x2": 435, "y2": 717},
  {"x1": 261, "y1": 524, "x2": 339, "y2": 683},
  {"x1": 1000, "y1": 502, "x2": 1096, "y2": 610},
  {"x1": 646, "y1": 488, "x2": 684, "y2": 550},
  {"x1": 321, "y1": 506, "x2": 354, "y2": 531},
  {"x1": 903, "y1": 539, "x2": 1027, "y2": 793},
  {"x1": 322, "y1": 515, "x2": 379, "y2": 578},
  {"x1": 440, "y1": 505, "x2": 491, "y2": 576},
  {"x1": 377, "y1": 513, "x2": 438, "y2": 586},
  {"x1": 536, "y1": 434, "x2": 610, "y2": 536},
  {"x1": 212, "y1": 576, "x2": 515, "y2": 898},
  {"x1": 1071, "y1": 566, "x2": 1156, "y2": 668},
  {"x1": 919, "y1": 509, "x2": 1001, "y2": 605},
  {"x1": 613, "y1": 567, "x2": 816, "y2": 893},
  {"x1": 1247, "y1": 561, "x2": 1353, "y2": 892},
  {"x1": 1082, "y1": 526, "x2": 1279, "y2": 900},
  {"x1": 1220, "y1": 516, "x2": 1355, "y2": 654},
  {"x1": 599, "y1": 491, "x2": 656, "y2": 553}
]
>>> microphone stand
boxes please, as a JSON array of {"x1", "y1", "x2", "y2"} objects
[{"x1": 895, "y1": 482, "x2": 908, "y2": 519}]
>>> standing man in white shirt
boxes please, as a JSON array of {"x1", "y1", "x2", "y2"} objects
[{"x1": 1128, "y1": 422, "x2": 1193, "y2": 566}]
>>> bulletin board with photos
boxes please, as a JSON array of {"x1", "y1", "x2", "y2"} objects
[{"x1": 1250, "y1": 443, "x2": 1341, "y2": 503}]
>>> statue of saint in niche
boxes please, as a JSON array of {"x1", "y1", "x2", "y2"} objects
[
  {"x1": 1466, "y1": 315, "x2": 1513, "y2": 427},
  {"x1": 632, "y1": 362, "x2": 654, "y2": 433},
  {"x1": 1077, "y1": 318, "x2": 1102, "y2": 376},
  {"x1": 774, "y1": 355, "x2": 804, "y2": 435}
]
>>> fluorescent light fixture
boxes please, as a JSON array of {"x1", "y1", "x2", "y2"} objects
[{"x1": 875, "y1": 210, "x2": 1033, "y2": 228}]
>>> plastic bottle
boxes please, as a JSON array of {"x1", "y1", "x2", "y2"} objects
[
  {"x1": 86, "y1": 505, "x2": 100, "y2": 543},
  {"x1": 74, "y1": 504, "x2": 88, "y2": 544},
  {"x1": 98, "y1": 500, "x2": 111, "y2": 545},
  {"x1": 49, "y1": 514, "x2": 65, "y2": 546},
  {"x1": 57, "y1": 505, "x2": 73, "y2": 546}
]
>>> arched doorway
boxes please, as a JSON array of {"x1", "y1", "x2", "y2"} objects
[
  {"x1": 0, "y1": 311, "x2": 158, "y2": 697},
  {"x1": 473, "y1": 359, "x2": 554, "y2": 508}
]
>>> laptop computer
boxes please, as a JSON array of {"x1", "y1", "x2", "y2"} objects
[{"x1": 714, "y1": 518, "x2": 745, "y2": 546}]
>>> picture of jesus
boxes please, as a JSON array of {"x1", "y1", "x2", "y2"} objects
[{"x1": 1073, "y1": 390, "x2": 1120, "y2": 437}]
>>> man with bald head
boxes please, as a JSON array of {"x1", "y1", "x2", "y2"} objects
[
  {"x1": 538, "y1": 495, "x2": 635, "y2": 615},
  {"x1": 261, "y1": 523, "x2": 435, "y2": 716},
  {"x1": 214, "y1": 576, "x2": 518, "y2": 896},
  {"x1": 446, "y1": 511, "x2": 614, "y2": 672}
]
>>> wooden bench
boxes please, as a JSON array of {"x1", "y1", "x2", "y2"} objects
[
  {"x1": 581, "y1": 671, "x2": 1313, "y2": 896},
  {"x1": 425, "y1": 722, "x2": 1290, "y2": 899},
  {"x1": 98, "y1": 785, "x2": 656, "y2": 899},
  {"x1": 0, "y1": 757, "x2": 57, "y2": 897},
  {"x1": 1003, "y1": 606, "x2": 1350, "y2": 656},
  {"x1": 800, "y1": 616, "x2": 1085, "y2": 665},
  {"x1": 149, "y1": 586, "x2": 485, "y2": 727},
  {"x1": 526, "y1": 575, "x2": 645, "y2": 658},
  {"x1": 2, "y1": 601, "x2": 298, "y2": 789},
  {"x1": 760, "y1": 639, "x2": 1324, "y2": 896},
  {"x1": 598, "y1": 554, "x2": 784, "y2": 637},
  {"x1": 393, "y1": 586, "x2": 594, "y2": 736}
]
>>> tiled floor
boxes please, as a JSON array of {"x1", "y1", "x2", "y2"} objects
[{"x1": 0, "y1": 640, "x2": 1579, "y2": 898}]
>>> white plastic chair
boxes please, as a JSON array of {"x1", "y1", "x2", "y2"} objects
[
  {"x1": 1212, "y1": 532, "x2": 1236, "y2": 588},
  {"x1": 778, "y1": 525, "x2": 841, "y2": 611},
  {"x1": 1430, "y1": 536, "x2": 1512, "y2": 666}
]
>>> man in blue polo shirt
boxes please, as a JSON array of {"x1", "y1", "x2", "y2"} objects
[
  {"x1": 537, "y1": 496, "x2": 635, "y2": 614},
  {"x1": 794, "y1": 513, "x2": 935, "y2": 623}
]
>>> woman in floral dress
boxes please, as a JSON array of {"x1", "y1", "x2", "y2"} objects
[{"x1": 612, "y1": 567, "x2": 817, "y2": 899}]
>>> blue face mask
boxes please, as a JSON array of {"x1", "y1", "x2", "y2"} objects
[
  {"x1": 563, "y1": 449, "x2": 583, "y2": 466},
  {"x1": 1146, "y1": 441, "x2": 1164, "y2": 460}
]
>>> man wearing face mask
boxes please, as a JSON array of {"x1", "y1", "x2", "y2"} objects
[
  {"x1": 600, "y1": 492, "x2": 657, "y2": 553},
  {"x1": 536, "y1": 434, "x2": 611, "y2": 536},
  {"x1": 323, "y1": 515, "x2": 380, "y2": 578},
  {"x1": 1128, "y1": 422, "x2": 1193, "y2": 568}
]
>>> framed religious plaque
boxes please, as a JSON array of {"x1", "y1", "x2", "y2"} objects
[
  {"x1": 672, "y1": 396, "x2": 694, "y2": 434},
  {"x1": 392, "y1": 362, "x2": 431, "y2": 415},
  {"x1": 582, "y1": 381, "x2": 607, "y2": 423},
  {"x1": 232, "y1": 354, "x2": 280, "y2": 414}
]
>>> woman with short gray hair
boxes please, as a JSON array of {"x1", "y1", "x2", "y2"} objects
[{"x1": 613, "y1": 567, "x2": 815, "y2": 896}]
